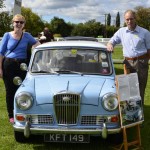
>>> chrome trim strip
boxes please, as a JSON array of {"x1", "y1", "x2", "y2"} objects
[{"x1": 14, "y1": 125, "x2": 121, "y2": 134}]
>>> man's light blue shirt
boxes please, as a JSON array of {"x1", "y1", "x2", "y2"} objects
[{"x1": 109, "y1": 25, "x2": 150, "y2": 57}]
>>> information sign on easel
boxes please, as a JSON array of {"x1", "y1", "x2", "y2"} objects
[
  {"x1": 113, "y1": 73, "x2": 144, "y2": 150},
  {"x1": 116, "y1": 73, "x2": 144, "y2": 127}
]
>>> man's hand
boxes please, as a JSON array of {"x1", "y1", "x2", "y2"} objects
[
  {"x1": 107, "y1": 42, "x2": 114, "y2": 52},
  {"x1": 147, "y1": 49, "x2": 150, "y2": 59}
]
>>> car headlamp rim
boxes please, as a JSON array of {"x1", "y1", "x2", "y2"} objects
[
  {"x1": 102, "y1": 93, "x2": 118, "y2": 111},
  {"x1": 16, "y1": 92, "x2": 33, "y2": 110}
]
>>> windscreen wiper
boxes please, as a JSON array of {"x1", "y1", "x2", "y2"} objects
[
  {"x1": 56, "y1": 69, "x2": 83, "y2": 75},
  {"x1": 31, "y1": 70, "x2": 59, "y2": 74}
]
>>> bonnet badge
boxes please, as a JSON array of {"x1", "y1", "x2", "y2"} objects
[{"x1": 62, "y1": 96, "x2": 70, "y2": 102}]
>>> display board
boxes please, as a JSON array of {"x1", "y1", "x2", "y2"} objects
[{"x1": 116, "y1": 73, "x2": 144, "y2": 127}]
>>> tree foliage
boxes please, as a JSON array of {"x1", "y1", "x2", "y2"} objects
[
  {"x1": 50, "y1": 17, "x2": 73, "y2": 37},
  {"x1": 116, "y1": 12, "x2": 120, "y2": 27},
  {"x1": 135, "y1": 6, "x2": 150, "y2": 30},
  {"x1": 71, "y1": 19, "x2": 103, "y2": 37},
  {"x1": 21, "y1": 7, "x2": 45, "y2": 36},
  {"x1": 107, "y1": 13, "x2": 111, "y2": 26},
  {"x1": 0, "y1": 12, "x2": 12, "y2": 36},
  {"x1": 0, "y1": 5, "x2": 149, "y2": 38},
  {"x1": 0, "y1": 0, "x2": 5, "y2": 9}
]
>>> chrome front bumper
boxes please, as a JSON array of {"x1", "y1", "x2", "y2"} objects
[{"x1": 14, "y1": 122, "x2": 121, "y2": 139}]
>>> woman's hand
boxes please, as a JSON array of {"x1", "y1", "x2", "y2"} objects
[
  {"x1": 0, "y1": 68, "x2": 3, "y2": 78},
  {"x1": 0, "y1": 56, "x2": 4, "y2": 78}
]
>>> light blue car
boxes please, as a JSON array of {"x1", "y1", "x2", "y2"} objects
[{"x1": 13, "y1": 39, "x2": 121, "y2": 143}]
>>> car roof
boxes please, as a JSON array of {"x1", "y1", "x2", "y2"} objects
[
  {"x1": 63, "y1": 36, "x2": 98, "y2": 42},
  {"x1": 36, "y1": 40, "x2": 107, "y2": 49}
]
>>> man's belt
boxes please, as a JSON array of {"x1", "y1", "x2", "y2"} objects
[{"x1": 125, "y1": 53, "x2": 148, "y2": 60}]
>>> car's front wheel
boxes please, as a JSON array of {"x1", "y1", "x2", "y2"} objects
[{"x1": 14, "y1": 131, "x2": 28, "y2": 143}]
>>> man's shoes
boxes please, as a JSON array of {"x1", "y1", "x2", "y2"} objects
[{"x1": 9, "y1": 118, "x2": 14, "y2": 124}]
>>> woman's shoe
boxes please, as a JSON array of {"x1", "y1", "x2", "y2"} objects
[{"x1": 9, "y1": 118, "x2": 14, "y2": 124}]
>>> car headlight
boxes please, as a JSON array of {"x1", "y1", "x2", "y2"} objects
[
  {"x1": 102, "y1": 93, "x2": 118, "y2": 111},
  {"x1": 15, "y1": 92, "x2": 33, "y2": 110}
]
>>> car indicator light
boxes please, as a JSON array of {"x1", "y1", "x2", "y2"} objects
[
  {"x1": 16, "y1": 115, "x2": 25, "y2": 121},
  {"x1": 111, "y1": 116, "x2": 118, "y2": 122}
]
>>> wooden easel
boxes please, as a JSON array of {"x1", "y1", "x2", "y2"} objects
[
  {"x1": 112, "y1": 124, "x2": 142, "y2": 150},
  {"x1": 112, "y1": 64, "x2": 143, "y2": 150}
]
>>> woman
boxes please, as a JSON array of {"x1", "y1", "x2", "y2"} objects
[{"x1": 0, "y1": 14, "x2": 40, "y2": 124}]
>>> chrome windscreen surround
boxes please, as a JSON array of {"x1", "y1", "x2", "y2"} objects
[{"x1": 54, "y1": 93, "x2": 80, "y2": 125}]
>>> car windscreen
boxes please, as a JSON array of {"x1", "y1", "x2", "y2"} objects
[{"x1": 31, "y1": 48, "x2": 112, "y2": 75}]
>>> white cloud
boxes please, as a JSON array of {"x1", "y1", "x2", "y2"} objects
[{"x1": 2, "y1": 0, "x2": 150, "y2": 25}]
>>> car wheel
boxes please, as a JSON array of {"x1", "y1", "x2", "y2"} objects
[{"x1": 14, "y1": 131, "x2": 28, "y2": 143}]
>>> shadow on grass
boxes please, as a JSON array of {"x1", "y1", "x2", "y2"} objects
[
  {"x1": 18, "y1": 135, "x2": 122, "y2": 150},
  {"x1": 33, "y1": 137, "x2": 109, "y2": 150}
]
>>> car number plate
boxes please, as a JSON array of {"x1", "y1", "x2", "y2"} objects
[{"x1": 44, "y1": 134, "x2": 90, "y2": 143}]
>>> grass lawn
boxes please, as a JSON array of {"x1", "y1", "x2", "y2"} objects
[{"x1": 0, "y1": 47, "x2": 150, "y2": 150}]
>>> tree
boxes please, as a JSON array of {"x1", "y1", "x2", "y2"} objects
[
  {"x1": 71, "y1": 23, "x2": 85, "y2": 36},
  {"x1": 116, "y1": 12, "x2": 120, "y2": 27},
  {"x1": 107, "y1": 13, "x2": 111, "y2": 26},
  {"x1": 71, "y1": 19, "x2": 103, "y2": 37},
  {"x1": 135, "y1": 6, "x2": 150, "y2": 30},
  {"x1": 106, "y1": 25, "x2": 118, "y2": 38},
  {"x1": 50, "y1": 17, "x2": 73, "y2": 37},
  {"x1": 21, "y1": 7, "x2": 45, "y2": 36},
  {"x1": 84, "y1": 20, "x2": 103, "y2": 37},
  {"x1": 0, "y1": 12, "x2": 12, "y2": 36},
  {"x1": 0, "y1": 0, "x2": 5, "y2": 9},
  {"x1": 0, "y1": 0, "x2": 11, "y2": 36}
]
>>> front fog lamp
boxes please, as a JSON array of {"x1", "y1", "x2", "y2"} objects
[
  {"x1": 13, "y1": 76, "x2": 22, "y2": 85},
  {"x1": 16, "y1": 92, "x2": 33, "y2": 110},
  {"x1": 102, "y1": 93, "x2": 118, "y2": 111}
]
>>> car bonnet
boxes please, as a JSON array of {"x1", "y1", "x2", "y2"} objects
[{"x1": 34, "y1": 76, "x2": 115, "y2": 106}]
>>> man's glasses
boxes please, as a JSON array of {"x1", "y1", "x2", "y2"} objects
[
  {"x1": 125, "y1": 18, "x2": 135, "y2": 21},
  {"x1": 14, "y1": 21, "x2": 24, "y2": 24}
]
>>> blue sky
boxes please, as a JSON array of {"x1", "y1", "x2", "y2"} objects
[{"x1": 1, "y1": 0, "x2": 150, "y2": 26}]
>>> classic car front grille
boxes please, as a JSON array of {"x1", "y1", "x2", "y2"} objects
[
  {"x1": 81, "y1": 116, "x2": 105, "y2": 125},
  {"x1": 54, "y1": 93, "x2": 80, "y2": 125},
  {"x1": 30, "y1": 115, "x2": 54, "y2": 124}
]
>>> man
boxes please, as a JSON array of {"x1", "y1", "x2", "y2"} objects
[
  {"x1": 107, "y1": 10, "x2": 150, "y2": 104},
  {"x1": 43, "y1": 27, "x2": 54, "y2": 42},
  {"x1": 38, "y1": 27, "x2": 54, "y2": 44}
]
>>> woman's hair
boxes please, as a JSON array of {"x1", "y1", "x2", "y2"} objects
[{"x1": 12, "y1": 14, "x2": 26, "y2": 23}]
